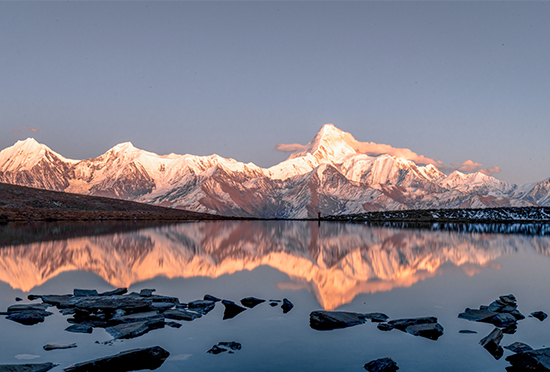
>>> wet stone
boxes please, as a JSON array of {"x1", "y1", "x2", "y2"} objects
[
  {"x1": 139, "y1": 289, "x2": 156, "y2": 297},
  {"x1": 364, "y1": 357, "x2": 399, "y2": 372},
  {"x1": 240, "y1": 297, "x2": 265, "y2": 308},
  {"x1": 43, "y1": 343, "x2": 77, "y2": 351},
  {"x1": 99, "y1": 288, "x2": 127, "y2": 297},
  {"x1": 377, "y1": 323, "x2": 394, "y2": 331},
  {"x1": 458, "y1": 330, "x2": 477, "y2": 334},
  {"x1": 15, "y1": 297, "x2": 23, "y2": 302},
  {"x1": 0, "y1": 362, "x2": 58, "y2": 372},
  {"x1": 281, "y1": 298, "x2": 294, "y2": 314},
  {"x1": 222, "y1": 300, "x2": 247, "y2": 320},
  {"x1": 491, "y1": 313, "x2": 517, "y2": 328},
  {"x1": 106, "y1": 318, "x2": 164, "y2": 339},
  {"x1": 207, "y1": 342, "x2": 241, "y2": 354},
  {"x1": 163, "y1": 309, "x2": 201, "y2": 321},
  {"x1": 309, "y1": 311, "x2": 366, "y2": 331},
  {"x1": 405, "y1": 323, "x2": 444, "y2": 341},
  {"x1": 505, "y1": 347, "x2": 550, "y2": 371},
  {"x1": 187, "y1": 300, "x2": 216, "y2": 314},
  {"x1": 204, "y1": 294, "x2": 221, "y2": 302},
  {"x1": 7, "y1": 304, "x2": 50, "y2": 312},
  {"x1": 504, "y1": 342, "x2": 534, "y2": 354},
  {"x1": 458, "y1": 308, "x2": 497, "y2": 323},
  {"x1": 166, "y1": 321, "x2": 182, "y2": 329},
  {"x1": 73, "y1": 289, "x2": 99, "y2": 297},
  {"x1": 387, "y1": 317, "x2": 437, "y2": 331},
  {"x1": 365, "y1": 313, "x2": 389, "y2": 323},
  {"x1": 65, "y1": 324, "x2": 93, "y2": 334},
  {"x1": 480, "y1": 328, "x2": 504, "y2": 360},
  {"x1": 6, "y1": 310, "x2": 53, "y2": 326},
  {"x1": 63, "y1": 346, "x2": 169, "y2": 372},
  {"x1": 531, "y1": 311, "x2": 548, "y2": 322}
]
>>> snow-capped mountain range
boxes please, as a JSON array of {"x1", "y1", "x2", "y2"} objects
[{"x1": 1, "y1": 124, "x2": 549, "y2": 217}]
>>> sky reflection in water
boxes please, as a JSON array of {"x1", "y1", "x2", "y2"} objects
[{"x1": 1, "y1": 221, "x2": 550, "y2": 371}]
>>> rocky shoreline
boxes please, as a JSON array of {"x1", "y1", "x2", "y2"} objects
[{"x1": 1, "y1": 289, "x2": 548, "y2": 372}]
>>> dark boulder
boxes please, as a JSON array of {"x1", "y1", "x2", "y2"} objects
[
  {"x1": 531, "y1": 311, "x2": 548, "y2": 322},
  {"x1": 204, "y1": 294, "x2": 221, "y2": 302},
  {"x1": 240, "y1": 297, "x2": 265, "y2": 308},
  {"x1": 504, "y1": 342, "x2": 534, "y2": 354},
  {"x1": 282, "y1": 298, "x2": 294, "y2": 314},
  {"x1": 0, "y1": 362, "x2": 58, "y2": 372},
  {"x1": 309, "y1": 311, "x2": 366, "y2": 331},
  {"x1": 491, "y1": 313, "x2": 517, "y2": 328},
  {"x1": 6, "y1": 310, "x2": 52, "y2": 326},
  {"x1": 377, "y1": 323, "x2": 394, "y2": 331},
  {"x1": 63, "y1": 346, "x2": 169, "y2": 372},
  {"x1": 458, "y1": 308, "x2": 497, "y2": 322},
  {"x1": 65, "y1": 324, "x2": 93, "y2": 334},
  {"x1": 222, "y1": 300, "x2": 247, "y2": 320},
  {"x1": 479, "y1": 328, "x2": 504, "y2": 360},
  {"x1": 405, "y1": 323, "x2": 444, "y2": 341},
  {"x1": 364, "y1": 357, "x2": 399, "y2": 372},
  {"x1": 505, "y1": 347, "x2": 550, "y2": 371},
  {"x1": 139, "y1": 289, "x2": 155, "y2": 297},
  {"x1": 187, "y1": 300, "x2": 216, "y2": 314}
]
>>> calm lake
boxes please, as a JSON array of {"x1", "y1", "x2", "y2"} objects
[{"x1": 1, "y1": 220, "x2": 550, "y2": 371}]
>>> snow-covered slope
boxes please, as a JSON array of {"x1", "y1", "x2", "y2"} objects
[{"x1": 0, "y1": 124, "x2": 547, "y2": 217}]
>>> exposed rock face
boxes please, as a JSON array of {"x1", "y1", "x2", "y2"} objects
[
  {"x1": 309, "y1": 311, "x2": 366, "y2": 331},
  {"x1": 63, "y1": 346, "x2": 169, "y2": 372}
]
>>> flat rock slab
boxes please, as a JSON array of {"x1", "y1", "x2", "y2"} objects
[
  {"x1": 6, "y1": 310, "x2": 53, "y2": 326},
  {"x1": 387, "y1": 317, "x2": 437, "y2": 331},
  {"x1": 222, "y1": 300, "x2": 247, "y2": 320},
  {"x1": 32, "y1": 295, "x2": 73, "y2": 308},
  {"x1": 7, "y1": 304, "x2": 50, "y2": 312},
  {"x1": 405, "y1": 323, "x2": 444, "y2": 341},
  {"x1": 204, "y1": 294, "x2": 221, "y2": 302},
  {"x1": 504, "y1": 342, "x2": 534, "y2": 354},
  {"x1": 70, "y1": 296, "x2": 152, "y2": 313},
  {"x1": 309, "y1": 311, "x2": 366, "y2": 331},
  {"x1": 112, "y1": 311, "x2": 163, "y2": 324},
  {"x1": 240, "y1": 297, "x2": 265, "y2": 308},
  {"x1": 163, "y1": 309, "x2": 201, "y2": 321},
  {"x1": 99, "y1": 288, "x2": 128, "y2": 297},
  {"x1": 365, "y1": 313, "x2": 389, "y2": 323},
  {"x1": 458, "y1": 308, "x2": 498, "y2": 323},
  {"x1": 63, "y1": 346, "x2": 169, "y2": 372},
  {"x1": 506, "y1": 347, "x2": 550, "y2": 371},
  {"x1": 187, "y1": 300, "x2": 216, "y2": 314},
  {"x1": 0, "y1": 363, "x2": 58, "y2": 372},
  {"x1": 491, "y1": 313, "x2": 517, "y2": 328},
  {"x1": 458, "y1": 330, "x2": 477, "y2": 334},
  {"x1": 364, "y1": 357, "x2": 399, "y2": 372},
  {"x1": 74, "y1": 289, "x2": 99, "y2": 297},
  {"x1": 65, "y1": 324, "x2": 93, "y2": 334},
  {"x1": 480, "y1": 328, "x2": 504, "y2": 360},
  {"x1": 106, "y1": 319, "x2": 163, "y2": 339},
  {"x1": 43, "y1": 343, "x2": 77, "y2": 351}
]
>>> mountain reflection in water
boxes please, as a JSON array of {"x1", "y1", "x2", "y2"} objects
[{"x1": 1, "y1": 220, "x2": 550, "y2": 310}]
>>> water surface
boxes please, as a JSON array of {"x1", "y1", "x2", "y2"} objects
[{"x1": 1, "y1": 220, "x2": 550, "y2": 371}]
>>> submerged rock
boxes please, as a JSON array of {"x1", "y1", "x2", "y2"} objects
[
  {"x1": 63, "y1": 346, "x2": 169, "y2": 372},
  {"x1": 281, "y1": 298, "x2": 294, "y2": 314},
  {"x1": 222, "y1": 300, "x2": 247, "y2": 320},
  {"x1": 240, "y1": 297, "x2": 265, "y2": 308},
  {"x1": 43, "y1": 343, "x2": 77, "y2": 351},
  {"x1": 65, "y1": 324, "x2": 93, "y2": 334},
  {"x1": 207, "y1": 341, "x2": 241, "y2": 354},
  {"x1": 0, "y1": 362, "x2": 58, "y2": 372},
  {"x1": 364, "y1": 357, "x2": 399, "y2": 372},
  {"x1": 309, "y1": 311, "x2": 366, "y2": 331},
  {"x1": 479, "y1": 328, "x2": 504, "y2": 360},
  {"x1": 531, "y1": 311, "x2": 548, "y2": 322}
]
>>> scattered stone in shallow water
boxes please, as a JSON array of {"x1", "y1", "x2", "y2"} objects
[
  {"x1": 112, "y1": 311, "x2": 164, "y2": 324},
  {"x1": 377, "y1": 323, "x2": 394, "y2": 331},
  {"x1": 531, "y1": 311, "x2": 548, "y2": 322},
  {"x1": 139, "y1": 289, "x2": 156, "y2": 297},
  {"x1": 63, "y1": 346, "x2": 169, "y2": 372},
  {"x1": 458, "y1": 308, "x2": 497, "y2": 323},
  {"x1": 387, "y1": 317, "x2": 437, "y2": 331},
  {"x1": 364, "y1": 357, "x2": 399, "y2": 372},
  {"x1": 166, "y1": 321, "x2": 182, "y2": 329},
  {"x1": 187, "y1": 300, "x2": 216, "y2": 314},
  {"x1": 458, "y1": 330, "x2": 477, "y2": 334},
  {"x1": 405, "y1": 323, "x2": 444, "y2": 341},
  {"x1": 6, "y1": 310, "x2": 53, "y2": 326},
  {"x1": 207, "y1": 341, "x2": 242, "y2": 354},
  {"x1": 65, "y1": 324, "x2": 93, "y2": 334},
  {"x1": 0, "y1": 362, "x2": 58, "y2": 372},
  {"x1": 240, "y1": 297, "x2": 265, "y2": 308},
  {"x1": 106, "y1": 319, "x2": 164, "y2": 339},
  {"x1": 309, "y1": 311, "x2": 366, "y2": 331},
  {"x1": 491, "y1": 313, "x2": 518, "y2": 328},
  {"x1": 73, "y1": 289, "x2": 99, "y2": 297},
  {"x1": 7, "y1": 303, "x2": 50, "y2": 312},
  {"x1": 269, "y1": 302, "x2": 279, "y2": 307},
  {"x1": 504, "y1": 342, "x2": 534, "y2": 354},
  {"x1": 71, "y1": 296, "x2": 153, "y2": 313},
  {"x1": 222, "y1": 300, "x2": 247, "y2": 320},
  {"x1": 365, "y1": 313, "x2": 389, "y2": 323},
  {"x1": 505, "y1": 347, "x2": 550, "y2": 371},
  {"x1": 203, "y1": 294, "x2": 221, "y2": 302},
  {"x1": 479, "y1": 328, "x2": 504, "y2": 360},
  {"x1": 163, "y1": 309, "x2": 201, "y2": 321},
  {"x1": 43, "y1": 343, "x2": 77, "y2": 351},
  {"x1": 281, "y1": 298, "x2": 294, "y2": 314},
  {"x1": 510, "y1": 309, "x2": 526, "y2": 320},
  {"x1": 15, "y1": 297, "x2": 23, "y2": 302}
]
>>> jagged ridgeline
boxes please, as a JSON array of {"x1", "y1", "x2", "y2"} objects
[{"x1": 1, "y1": 124, "x2": 549, "y2": 218}]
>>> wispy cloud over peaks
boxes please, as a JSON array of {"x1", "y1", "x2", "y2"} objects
[
  {"x1": 275, "y1": 143, "x2": 307, "y2": 152},
  {"x1": 11, "y1": 125, "x2": 40, "y2": 133}
]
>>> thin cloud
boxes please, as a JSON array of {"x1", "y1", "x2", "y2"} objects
[
  {"x1": 450, "y1": 160, "x2": 483, "y2": 173},
  {"x1": 28, "y1": 126, "x2": 40, "y2": 133},
  {"x1": 275, "y1": 143, "x2": 307, "y2": 152},
  {"x1": 480, "y1": 166, "x2": 501, "y2": 176},
  {"x1": 10, "y1": 125, "x2": 40, "y2": 133}
]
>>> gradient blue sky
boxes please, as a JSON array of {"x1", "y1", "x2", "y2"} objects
[{"x1": 1, "y1": 2, "x2": 548, "y2": 184}]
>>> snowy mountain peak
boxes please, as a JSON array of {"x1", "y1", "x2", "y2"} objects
[
  {"x1": 290, "y1": 123, "x2": 357, "y2": 161},
  {"x1": 0, "y1": 137, "x2": 75, "y2": 172}
]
